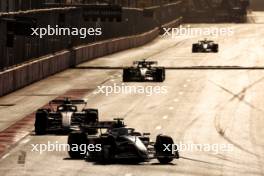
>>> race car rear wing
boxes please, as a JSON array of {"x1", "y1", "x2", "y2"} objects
[
  {"x1": 198, "y1": 40, "x2": 214, "y2": 43},
  {"x1": 133, "y1": 60, "x2": 158, "y2": 66},
  {"x1": 81, "y1": 120, "x2": 125, "y2": 130},
  {"x1": 49, "y1": 97, "x2": 87, "y2": 105}
]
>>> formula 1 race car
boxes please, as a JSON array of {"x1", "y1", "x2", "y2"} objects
[
  {"x1": 123, "y1": 60, "x2": 165, "y2": 82},
  {"x1": 68, "y1": 118, "x2": 179, "y2": 164},
  {"x1": 192, "y1": 39, "x2": 218, "y2": 53},
  {"x1": 34, "y1": 97, "x2": 98, "y2": 135}
]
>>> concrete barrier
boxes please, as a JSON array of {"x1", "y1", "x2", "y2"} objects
[
  {"x1": 0, "y1": 51, "x2": 71, "y2": 96},
  {"x1": 73, "y1": 27, "x2": 159, "y2": 65},
  {"x1": 0, "y1": 16, "x2": 181, "y2": 97},
  {"x1": 0, "y1": 27, "x2": 159, "y2": 96}
]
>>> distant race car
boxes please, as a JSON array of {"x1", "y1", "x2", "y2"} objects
[
  {"x1": 68, "y1": 118, "x2": 179, "y2": 164},
  {"x1": 34, "y1": 97, "x2": 98, "y2": 135},
  {"x1": 123, "y1": 60, "x2": 165, "y2": 82},
  {"x1": 192, "y1": 39, "x2": 218, "y2": 53}
]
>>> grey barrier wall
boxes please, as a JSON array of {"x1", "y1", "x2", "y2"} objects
[
  {"x1": 0, "y1": 50, "x2": 70, "y2": 96},
  {"x1": 0, "y1": 2, "x2": 183, "y2": 96},
  {"x1": 74, "y1": 16, "x2": 182, "y2": 65},
  {"x1": 0, "y1": 7, "x2": 157, "y2": 70},
  {"x1": 0, "y1": 0, "x2": 46, "y2": 12},
  {"x1": 0, "y1": 16, "x2": 182, "y2": 97},
  {"x1": 0, "y1": 1, "x2": 183, "y2": 70},
  {"x1": 73, "y1": 27, "x2": 159, "y2": 65},
  {"x1": 0, "y1": 27, "x2": 157, "y2": 96}
]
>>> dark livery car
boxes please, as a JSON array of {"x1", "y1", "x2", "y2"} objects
[
  {"x1": 123, "y1": 60, "x2": 165, "y2": 82},
  {"x1": 34, "y1": 97, "x2": 98, "y2": 135},
  {"x1": 68, "y1": 118, "x2": 179, "y2": 164},
  {"x1": 192, "y1": 39, "x2": 219, "y2": 53}
]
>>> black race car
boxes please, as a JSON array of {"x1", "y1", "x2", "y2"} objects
[
  {"x1": 123, "y1": 60, "x2": 165, "y2": 82},
  {"x1": 192, "y1": 39, "x2": 218, "y2": 53},
  {"x1": 34, "y1": 97, "x2": 98, "y2": 135},
  {"x1": 68, "y1": 118, "x2": 179, "y2": 164}
]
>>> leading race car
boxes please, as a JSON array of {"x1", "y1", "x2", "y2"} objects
[
  {"x1": 68, "y1": 118, "x2": 179, "y2": 164},
  {"x1": 123, "y1": 60, "x2": 165, "y2": 82},
  {"x1": 34, "y1": 97, "x2": 98, "y2": 135},
  {"x1": 192, "y1": 39, "x2": 219, "y2": 53}
]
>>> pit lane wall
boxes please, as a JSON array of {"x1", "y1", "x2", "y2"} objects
[{"x1": 0, "y1": 5, "x2": 182, "y2": 97}]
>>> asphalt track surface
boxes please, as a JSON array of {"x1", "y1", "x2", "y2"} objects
[{"x1": 0, "y1": 12, "x2": 264, "y2": 176}]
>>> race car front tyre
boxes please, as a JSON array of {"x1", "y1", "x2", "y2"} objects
[
  {"x1": 100, "y1": 136, "x2": 116, "y2": 163},
  {"x1": 155, "y1": 135, "x2": 176, "y2": 164},
  {"x1": 123, "y1": 68, "x2": 131, "y2": 82},
  {"x1": 101, "y1": 145, "x2": 114, "y2": 163},
  {"x1": 68, "y1": 131, "x2": 87, "y2": 159},
  {"x1": 157, "y1": 157, "x2": 174, "y2": 164},
  {"x1": 192, "y1": 44, "x2": 198, "y2": 53},
  {"x1": 34, "y1": 109, "x2": 48, "y2": 135}
]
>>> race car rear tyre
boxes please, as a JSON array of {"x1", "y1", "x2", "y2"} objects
[
  {"x1": 155, "y1": 135, "x2": 176, "y2": 164},
  {"x1": 123, "y1": 68, "x2": 131, "y2": 82},
  {"x1": 156, "y1": 68, "x2": 165, "y2": 82},
  {"x1": 83, "y1": 109, "x2": 98, "y2": 135},
  {"x1": 34, "y1": 109, "x2": 48, "y2": 135},
  {"x1": 83, "y1": 109, "x2": 98, "y2": 123},
  {"x1": 212, "y1": 44, "x2": 218, "y2": 53},
  {"x1": 68, "y1": 131, "x2": 87, "y2": 159}
]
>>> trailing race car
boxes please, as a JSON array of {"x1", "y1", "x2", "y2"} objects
[
  {"x1": 68, "y1": 118, "x2": 179, "y2": 164},
  {"x1": 34, "y1": 97, "x2": 98, "y2": 135},
  {"x1": 123, "y1": 60, "x2": 165, "y2": 82},
  {"x1": 192, "y1": 39, "x2": 218, "y2": 53}
]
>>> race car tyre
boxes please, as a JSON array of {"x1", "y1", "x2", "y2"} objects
[
  {"x1": 68, "y1": 131, "x2": 87, "y2": 159},
  {"x1": 100, "y1": 136, "x2": 116, "y2": 163},
  {"x1": 34, "y1": 109, "x2": 49, "y2": 135},
  {"x1": 101, "y1": 145, "x2": 114, "y2": 163},
  {"x1": 83, "y1": 109, "x2": 98, "y2": 135},
  {"x1": 83, "y1": 109, "x2": 98, "y2": 123},
  {"x1": 155, "y1": 135, "x2": 176, "y2": 164},
  {"x1": 123, "y1": 68, "x2": 131, "y2": 82},
  {"x1": 192, "y1": 44, "x2": 198, "y2": 53},
  {"x1": 212, "y1": 44, "x2": 219, "y2": 53},
  {"x1": 156, "y1": 68, "x2": 165, "y2": 82},
  {"x1": 157, "y1": 157, "x2": 174, "y2": 164}
]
